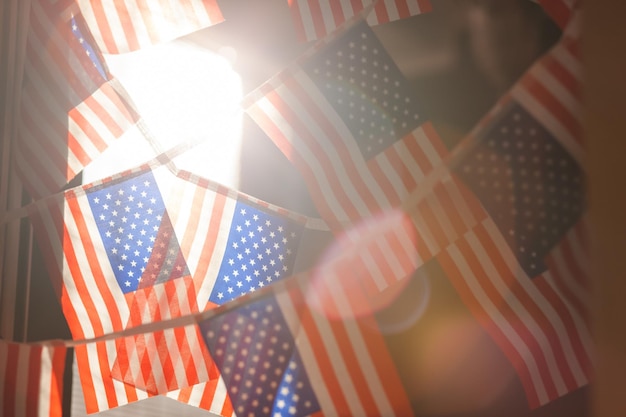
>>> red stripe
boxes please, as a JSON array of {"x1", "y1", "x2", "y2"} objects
[
  {"x1": 416, "y1": 0, "x2": 433, "y2": 13},
  {"x1": 204, "y1": 0, "x2": 225, "y2": 23},
  {"x1": 538, "y1": 0, "x2": 571, "y2": 29},
  {"x1": 49, "y1": 346, "x2": 67, "y2": 417},
  {"x1": 394, "y1": 0, "x2": 411, "y2": 19},
  {"x1": 3, "y1": 344, "x2": 19, "y2": 417},
  {"x1": 373, "y1": 0, "x2": 390, "y2": 23}
]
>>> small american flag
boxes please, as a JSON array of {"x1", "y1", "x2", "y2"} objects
[
  {"x1": 245, "y1": 20, "x2": 448, "y2": 292},
  {"x1": 289, "y1": 0, "x2": 432, "y2": 42},
  {"x1": 16, "y1": 0, "x2": 139, "y2": 199},
  {"x1": 199, "y1": 272, "x2": 415, "y2": 417},
  {"x1": 0, "y1": 341, "x2": 67, "y2": 417}
]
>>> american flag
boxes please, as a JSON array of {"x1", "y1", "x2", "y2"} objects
[
  {"x1": 289, "y1": 0, "x2": 432, "y2": 42},
  {"x1": 245, "y1": 20, "x2": 449, "y2": 291},
  {"x1": 30, "y1": 163, "x2": 317, "y2": 413},
  {"x1": 433, "y1": 33, "x2": 592, "y2": 408},
  {"x1": 0, "y1": 341, "x2": 67, "y2": 417},
  {"x1": 15, "y1": 0, "x2": 139, "y2": 199},
  {"x1": 75, "y1": 0, "x2": 224, "y2": 54},
  {"x1": 199, "y1": 272, "x2": 415, "y2": 417}
]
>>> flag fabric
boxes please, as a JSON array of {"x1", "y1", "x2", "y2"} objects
[
  {"x1": 0, "y1": 341, "x2": 67, "y2": 417},
  {"x1": 289, "y1": 0, "x2": 432, "y2": 42},
  {"x1": 244, "y1": 19, "x2": 458, "y2": 292},
  {"x1": 536, "y1": 0, "x2": 578, "y2": 29},
  {"x1": 75, "y1": 0, "x2": 224, "y2": 54},
  {"x1": 433, "y1": 30, "x2": 592, "y2": 408},
  {"x1": 15, "y1": 0, "x2": 139, "y2": 199},
  {"x1": 30, "y1": 162, "x2": 318, "y2": 413},
  {"x1": 198, "y1": 272, "x2": 415, "y2": 417}
]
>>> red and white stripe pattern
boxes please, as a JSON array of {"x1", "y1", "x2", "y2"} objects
[
  {"x1": 437, "y1": 216, "x2": 593, "y2": 408},
  {"x1": 110, "y1": 280, "x2": 218, "y2": 394},
  {"x1": 74, "y1": 331, "x2": 234, "y2": 415},
  {"x1": 510, "y1": 34, "x2": 584, "y2": 168},
  {"x1": 289, "y1": 0, "x2": 432, "y2": 42},
  {"x1": 16, "y1": 0, "x2": 139, "y2": 199},
  {"x1": 0, "y1": 341, "x2": 67, "y2": 417},
  {"x1": 76, "y1": 0, "x2": 224, "y2": 54}
]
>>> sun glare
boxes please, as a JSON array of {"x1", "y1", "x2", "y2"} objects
[{"x1": 82, "y1": 39, "x2": 243, "y2": 189}]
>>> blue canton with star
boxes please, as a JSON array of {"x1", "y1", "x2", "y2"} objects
[
  {"x1": 209, "y1": 202, "x2": 304, "y2": 304},
  {"x1": 70, "y1": 14, "x2": 109, "y2": 80},
  {"x1": 200, "y1": 296, "x2": 320, "y2": 417},
  {"x1": 302, "y1": 20, "x2": 424, "y2": 159},
  {"x1": 454, "y1": 102, "x2": 585, "y2": 277},
  {"x1": 87, "y1": 171, "x2": 189, "y2": 293}
]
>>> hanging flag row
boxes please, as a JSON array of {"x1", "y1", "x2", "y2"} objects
[{"x1": 5, "y1": 1, "x2": 588, "y2": 416}]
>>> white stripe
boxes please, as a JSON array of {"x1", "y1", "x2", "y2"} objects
[
  {"x1": 144, "y1": 332, "x2": 168, "y2": 393},
  {"x1": 37, "y1": 346, "x2": 54, "y2": 417},
  {"x1": 382, "y1": 0, "x2": 401, "y2": 21},
  {"x1": 407, "y1": 0, "x2": 425, "y2": 14},
  {"x1": 186, "y1": 325, "x2": 210, "y2": 385},
  {"x1": 250, "y1": 97, "x2": 352, "y2": 223},
  {"x1": 445, "y1": 239, "x2": 549, "y2": 404},
  {"x1": 125, "y1": 0, "x2": 153, "y2": 48},
  {"x1": 481, "y1": 220, "x2": 578, "y2": 394}
]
